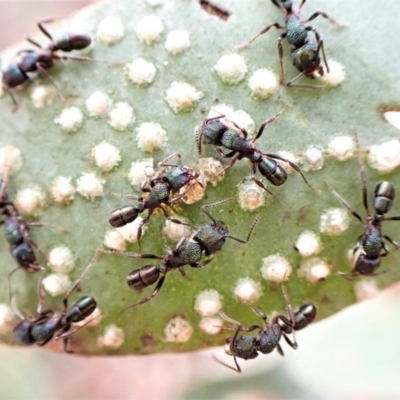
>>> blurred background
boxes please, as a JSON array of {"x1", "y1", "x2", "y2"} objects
[{"x1": 1, "y1": 1, "x2": 400, "y2": 399}]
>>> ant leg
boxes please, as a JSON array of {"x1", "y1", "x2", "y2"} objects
[
  {"x1": 281, "y1": 283, "x2": 296, "y2": 326},
  {"x1": 303, "y1": 11, "x2": 343, "y2": 26},
  {"x1": 276, "y1": 343, "x2": 285, "y2": 356},
  {"x1": 107, "y1": 191, "x2": 143, "y2": 200},
  {"x1": 10, "y1": 295, "x2": 25, "y2": 321},
  {"x1": 383, "y1": 216, "x2": 400, "y2": 222},
  {"x1": 250, "y1": 164, "x2": 283, "y2": 205},
  {"x1": 57, "y1": 54, "x2": 125, "y2": 66},
  {"x1": 35, "y1": 63, "x2": 65, "y2": 101},
  {"x1": 227, "y1": 214, "x2": 261, "y2": 244},
  {"x1": 281, "y1": 332, "x2": 298, "y2": 350},
  {"x1": 323, "y1": 181, "x2": 365, "y2": 225},
  {"x1": 4, "y1": 87, "x2": 21, "y2": 114},
  {"x1": 25, "y1": 239, "x2": 50, "y2": 262},
  {"x1": 251, "y1": 106, "x2": 288, "y2": 144},
  {"x1": 221, "y1": 152, "x2": 241, "y2": 175},
  {"x1": 297, "y1": 0, "x2": 306, "y2": 11},
  {"x1": 27, "y1": 222, "x2": 70, "y2": 232},
  {"x1": 236, "y1": 22, "x2": 284, "y2": 51},
  {"x1": 277, "y1": 34, "x2": 287, "y2": 85},
  {"x1": 286, "y1": 70, "x2": 322, "y2": 89},
  {"x1": 36, "y1": 19, "x2": 56, "y2": 41},
  {"x1": 212, "y1": 354, "x2": 242, "y2": 373},
  {"x1": 25, "y1": 38, "x2": 42, "y2": 49},
  {"x1": 119, "y1": 275, "x2": 166, "y2": 314},
  {"x1": 36, "y1": 269, "x2": 46, "y2": 314},
  {"x1": 383, "y1": 235, "x2": 400, "y2": 251},
  {"x1": 158, "y1": 152, "x2": 181, "y2": 168},
  {"x1": 56, "y1": 311, "x2": 105, "y2": 341},
  {"x1": 337, "y1": 271, "x2": 359, "y2": 280},
  {"x1": 178, "y1": 267, "x2": 192, "y2": 281},
  {"x1": 190, "y1": 256, "x2": 214, "y2": 269},
  {"x1": 159, "y1": 206, "x2": 196, "y2": 229},
  {"x1": 99, "y1": 248, "x2": 164, "y2": 261},
  {"x1": 201, "y1": 198, "x2": 234, "y2": 224}
]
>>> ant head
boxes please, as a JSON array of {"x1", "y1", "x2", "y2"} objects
[
  {"x1": 13, "y1": 320, "x2": 35, "y2": 345},
  {"x1": 374, "y1": 181, "x2": 395, "y2": 215},
  {"x1": 108, "y1": 205, "x2": 140, "y2": 227},
  {"x1": 127, "y1": 265, "x2": 160, "y2": 291}
]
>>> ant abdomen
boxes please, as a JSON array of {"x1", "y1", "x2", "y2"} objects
[
  {"x1": 56, "y1": 33, "x2": 91, "y2": 52},
  {"x1": 258, "y1": 158, "x2": 287, "y2": 186},
  {"x1": 65, "y1": 296, "x2": 97, "y2": 323},
  {"x1": 108, "y1": 206, "x2": 139, "y2": 227},
  {"x1": 374, "y1": 181, "x2": 395, "y2": 214},
  {"x1": 127, "y1": 265, "x2": 160, "y2": 291},
  {"x1": 294, "y1": 303, "x2": 317, "y2": 329}
]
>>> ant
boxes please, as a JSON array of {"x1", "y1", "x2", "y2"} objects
[
  {"x1": 197, "y1": 107, "x2": 315, "y2": 202},
  {"x1": 12, "y1": 250, "x2": 100, "y2": 353},
  {"x1": 0, "y1": 172, "x2": 68, "y2": 299},
  {"x1": 101, "y1": 198, "x2": 260, "y2": 309},
  {"x1": 108, "y1": 153, "x2": 202, "y2": 248},
  {"x1": 2, "y1": 18, "x2": 122, "y2": 111},
  {"x1": 236, "y1": 0, "x2": 344, "y2": 89},
  {"x1": 213, "y1": 285, "x2": 316, "y2": 372},
  {"x1": 324, "y1": 133, "x2": 400, "y2": 279}
]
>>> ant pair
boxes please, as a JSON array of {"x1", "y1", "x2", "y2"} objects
[{"x1": 214, "y1": 284, "x2": 316, "y2": 372}]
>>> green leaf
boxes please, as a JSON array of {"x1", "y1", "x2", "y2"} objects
[{"x1": 0, "y1": 0, "x2": 399, "y2": 355}]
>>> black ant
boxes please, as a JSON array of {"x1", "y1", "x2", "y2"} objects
[
  {"x1": 101, "y1": 198, "x2": 260, "y2": 309},
  {"x1": 12, "y1": 250, "x2": 100, "y2": 352},
  {"x1": 0, "y1": 172, "x2": 68, "y2": 299},
  {"x1": 197, "y1": 107, "x2": 315, "y2": 202},
  {"x1": 324, "y1": 133, "x2": 400, "y2": 279},
  {"x1": 108, "y1": 153, "x2": 202, "y2": 249},
  {"x1": 2, "y1": 18, "x2": 122, "y2": 111},
  {"x1": 236, "y1": 0, "x2": 344, "y2": 89},
  {"x1": 213, "y1": 285, "x2": 316, "y2": 372}
]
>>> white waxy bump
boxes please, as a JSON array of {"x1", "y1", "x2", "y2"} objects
[
  {"x1": 135, "y1": 14, "x2": 164, "y2": 45},
  {"x1": 98, "y1": 324, "x2": 125, "y2": 348},
  {"x1": 163, "y1": 218, "x2": 192, "y2": 241},
  {"x1": 73, "y1": 307, "x2": 103, "y2": 327},
  {"x1": 165, "y1": 30, "x2": 191, "y2": 55},
  {"x1": 30, "y1": 85, "x2": 56, "y2": 108},
  {"x1": 320, "y1": 208, "x2": 350, "y2": 235},
  {"x1": 260, "y1": 255, "x2": 292, "y2": 282},
  {"x1": 179, "y1": 177, "x2": 206, "y2": 204},
  {"x1": 50, "y1": 176, "x2": 75, "y2": 203},
  {"x1": 194, "y1": 289, "x2": 222, "y2": 317},
  {"x1": 108, "y1": 102, "x2": 135, "y2": 131},
  {"x1": 295, "y1": 231, "x2": 322, "y2": 258},
  {"x1": 146, "y1": 0, "x2": 164, "y2": 5},
  {"x1": 237, "y1": 182, "x2": 266, "y2": 211},
  {"x1": 0, "y1": 304, "x2": 14, "y2": 331},
  {"x1": 124, "y1": 58, "x2": 156, "y2": 86},
  {"x1": 298, "y1": 258, "x2": 331, "y2": 283},
  {"x1": 91, "y1": 142, "x2": 121, "y2": 172},
  {"x1": 54, "y1": 107, "x2": 83, "y2": 132},
  {"x1": 198, "y1": 157, "x2": 224, "y2": 187},
  {"x1": 104, "y1": 229, "x2": 126, "y2": 251},
  {"x1": 42, "y1": 273, "x2": 72, "y2": 297},
  {"x1": 322, "y1": 60, "x2": 346, "y2": 86},
  {"x1": 303, "y1": 147, "x2": 324, "y2": 171},
  {"x1": 76, "y1": 172, "x2": 105, "y2": 201},
  {"x1": 384, "y1": 111, "x2": 400, "y2": 132},
  {"x1": 248, "y1": 68, "x2": 279, "y2": 99},
  {"x1": 128, "y1": 159, "x2": 154, "y2": 187},
  {"x1": 117, "y1": 217, "x2": 146, "y2": 243},
  {"x1": 199, "y1": 316, "x2": 223, "y2": 335},
  {"x1": 368, "y1": 139, "x2": 400, "y2": 173},
  {"x1": 0, "y1": 145, "x2": 22, "y2": 176},
  {"x1": 48, "y1": 246, "x2": 75, "y2": 274},
  {"x1": 15, "y1": 187, "x2": 46, "y2": 217},
  {"x1": 165, "y1": 81, "x2": 203, "y2": 113},
  {"x1": 164, "y1": 315, "x2": 193, "y2": 343},
  {"x1": 85, "y1": 91, "x2": 112, "y2": 117},
  {"x1": 328, "y1": 135, "x2": 354, "y2": 161},
  {"x1": 214, "y1": 53, "x2": 248, "y2": 84},
  {"x1": 233, "y1": 278, "x2": 262, "y2": 303},
  {"x1": 97, "y1": 16, "x2": 125, "y2": 44},
  {"x1": 136, "y1": 122, "x2": 167, "y2": 152},
  {"x1": 354, "y1": 280, "x2": 380, "y2": 301}
]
